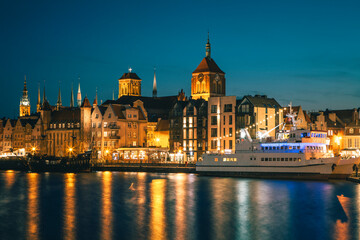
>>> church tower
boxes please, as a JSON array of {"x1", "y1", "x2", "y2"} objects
[
  {"x1": 153, "y1": 68, "x2": 157, "y2": 98},
  {"x1": 118, "y1": 68, "x2": 142, "y2": 98},
  {"x1": 191, "y1": 33, "x2": 225, "y2": 100},
  {"x1": 19, "y1": 75, "x2": 31, "y2": 117},
  {"x1": 77, "y1": 82, "x2": 82, "y2": 107}
]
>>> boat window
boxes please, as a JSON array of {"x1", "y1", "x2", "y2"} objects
[
  {"x1": 277, "y1": 147, "x2": 280, "y2": 150},
  {"x1": 289, "y1": 158, "x2": 292, "y2": 161},
  {"x1": 223, "y1": 158, "x2": 227, "y2": 161},
  {"x1": 265, "y1": 158, "x2": 268, "y2": 161},
  {"x1": 269, "y1": 158, "x2": 272, "y2": 161},
  {"x1": 285, "y1": 158, "x2": 288, "y2": 161},
  {"x1": 298, "y1": 158, "x2": 301, "y2": 161},
  {"x1": 297, "y1": 146, "x2": 300, "y2": 149},
  {"x1": 265, "y1": 147, "x2": 268, "y2": 150},
  {"x1": 254, "y1": 158, "x2": 256, "y2": 160},
  {"x1": 281, "y1": 158, "x2": 284, "y2": 161},
  {"x1": 261, "y1": 158, "x2": 264, "y2": 161},
  {"x1": 277, "y1": 158, "x2": 280, "y2": 161},
  {"x1": 250, "y1": 157, "x2": 252, "y2": 160},
  {"x1": 289, "y1": 146, "x2": 292, "y2": 150},
  {"x1": 284, "y1": 146, "x2": 288, "y2": 150},
  {"x1": 281, "y1": 146, "x2": 284, "y2": 150}
]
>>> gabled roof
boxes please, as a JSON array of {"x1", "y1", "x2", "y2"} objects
[
  {"x1": 19, "y1": 118, "x2": 38, "y2": 128},
  {"x1": 156, "y1": 119, "x2": 169, "y2": 131},
  {"x1": 81, "y1": 97, "x2": 92, "y2": 108},
  {"x1": 50, "y1": 108, "x2": 80, "y2": 123},
  {"x1": 104, "y1": 95, "x2": 178, "y2": 122},
  {"x1": 324, "y1": 109, "x2": 356, "y2": 125},
  {"x1": 110, "y1": 104, "x2": 126, "y2": 119},
  {"x1": 193, "y1": 57, "x2": 224, "y2": 74},
  {"x1": 119, "y1": 72, "x2": 141, "y2": 80},
  {"x1": 241, "y1": 95, "x2": 282, "y2": 108}
]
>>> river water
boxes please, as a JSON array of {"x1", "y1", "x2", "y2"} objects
[{"x1": 0, "y1": 171, "x2": 359, "y2": 240}]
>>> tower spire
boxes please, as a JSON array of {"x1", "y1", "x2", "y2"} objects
[
  {"x1": 20, "y1": 75, "x2": 31, "y2": 117},
  {"x1": 42, "y1": 81, "x2": 46, "y2": 104},
  {"x1": 206, "y1": 31, "x2": 211, "y2": 58},
  {"x1": 37, "y1": 82, "x2": 41, "y2": 112},
  {"x1": 93, "y1": 87, "x2": 98, "y2": 106},
  {"x1": 57, "y1": 83, "x2": 62, "y2": 110},
  {"x1": 70, "y1": 83, "x2": 74, "y2": 107},
  {"x1": 77, "y1": 79, "x2": 81, "y2": 107},
  {"x1": 153, "y1": 67, "x2": 157, "y2": 98},
  {"x1": 23, "y1": 75, "x2": 28, "y2": 94}
]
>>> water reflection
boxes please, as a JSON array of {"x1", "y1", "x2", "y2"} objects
[
  {"x1": 136, "y1": 172, "x2": 146, "y2": 235},
  {"x1": 27, "y1": 173, "x2": 39, "y2": 240},
  {"x1": 64, "y1": 173, "x2": 76, "y2": 240},
  {"x1": 236, "y1": 180, "x2": 250, "y2": 240},
  {"x1": 334, "y1": 195, "x2": 350, "y2": 240},
  {"x1": 5, "y1": 170, "x2": 16, "y2": 188},
  {"x1": 101, "y1": 171, "x2": 113, "y2": 240},
  {"x1": 150, "y1": 179, "x2": 166, "y2": 240},
  {"x1": 174, "y1": 174, "x2": 186, "y2": 240}
]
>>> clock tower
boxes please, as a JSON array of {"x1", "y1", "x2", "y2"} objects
[
  {"x1": 19, "y1": 75, "x2": 31, "y2": 117},
  {"x1": 191, "y1": 34, "x2": 225, "y2": 101}
]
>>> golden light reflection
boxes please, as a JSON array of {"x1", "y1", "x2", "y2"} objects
[
  {"x1": 175, "y1": 174, "x2": 186, "y2": 240},
  {"x1": 27, "y1": 173, "x2": 39, "y2": 240},
  {"x1": 5, "y1": 170, "x2": 15, "y2": 188},
  {"x1": 64, "y1": 173, "x2": 76, "y2": 240},
  {"x1": 334, "y1": 195, "x2": 350, "y2": 240},
  {"x1": 101, "y1": 171, "x2": 113, "y2": 240},
  {"x1": 136, "y1": 172, "x2": 146, "y2": 230},
  {"x1": 150, "y1": 179, "x2": 166, "y2": 240}
]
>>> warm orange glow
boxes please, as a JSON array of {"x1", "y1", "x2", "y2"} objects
[
  {"x1": 175, "y1": 174, "x2": 186, "y2": 240},
  {"x1": 335, "y1": 135, "x2": 342, "y2": 146},
  {"x1": 68, "y1": 147, "x2": 73, "y2": 152},
  {"x1": 5, "y1": 170, "x2": 15, "y2": 188},
  {"x1": 27, "y1": 173, "x2": 39, "y2": 240},
  {"x1": 64, "y1": 173, "x2": 76, "y2": 240},
  {"x1": 150, "y1": 179, "x2": 166, "y2": 240},
  {"x1": 334, "y1": 195, "x2": 350, "y2": 240},
  {"x1": 101, "y1": 171, "x2": 113, "y2": 240}
]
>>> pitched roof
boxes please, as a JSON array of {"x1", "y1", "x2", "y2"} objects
[
  {"x1": 324, "y1": 109, "x2": 356, "y2": 124},
  {"x1": 242, "y1": 95, "x2": 282, "y2": 108},
  {"x1": 103, "y1": 95, "x2": 179, "y2": 122},
  {"x1": 156, "y1": 119, "x2": 169, "y2": 131},
  {"x1": 193, "y1": 57, "x2": 224, "y2": 74},
  {"x1": 50, "y1": 108, "x2": 80, "y2": 123},
  {"x1": 81, "y1": 97, "x2": 92, "y2": 108},
  {"x1": 119, "y1": 72, "x2": 141, "y2": 80},
  {"x1": 19, "y1": 118, "x2": 38, "y2": 128}
]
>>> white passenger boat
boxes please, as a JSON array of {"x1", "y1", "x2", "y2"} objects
[{"x1": 196, "y1": 106, "x2": 358, "y2": 180}]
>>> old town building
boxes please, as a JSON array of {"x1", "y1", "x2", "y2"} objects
[
  {"x1": 208, "y1": 96, "x2": 236, "y2": 153},
  {"x1": 118, "y1": 70, "x2": 142, "y2": 98},
  {"x1": 236, "y1": 95, "x2": 283, "y2": 139}
]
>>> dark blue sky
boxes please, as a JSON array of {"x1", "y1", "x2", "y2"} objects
[{"x1": 1, "y1": 0, "x2": 360, "y2": 117}]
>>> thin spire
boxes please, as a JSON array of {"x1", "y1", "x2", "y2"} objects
[
  {"x1": 93, "y1": 87, "x2": 98, "y2": 106},
  {"x1": 42, "y1": 80, "x2": 46, "y2": 104},
  {"x1": 206, "y1": 31, "x2": 211, "y2": 58},
  {"x1": 112, "y1": 90, "x2": 115, "y2": 100},
  {"x1": 57, "y1": 83, "x2": 62, "y2": 109},
  {"x1": 77, "y1": 79, "x2": 81, "y2": 107},
  {"x1": 23, "y1": 75, "x2": 27, "y2": 92},
  {"x1": 36, "y1": 83, "x2": 41, "y2": 112},
  {"x1": 153, "y1": 67, "x2": 157, "y2": 98},
  {"x1": 70, "y1": 83, "x2": 74, "y2": 107}
]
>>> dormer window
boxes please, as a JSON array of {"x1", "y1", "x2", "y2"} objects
[
  {"x1": 95, "y1": 114, "x2": 99, "y2": 119},
  {"x1": 128, "y1": 114, "x2": 132, "y2": 118},
  {"x1": 350, "y1": 128, "x2": 354, "y2": 134}
]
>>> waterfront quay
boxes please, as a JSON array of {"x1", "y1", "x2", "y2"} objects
[{"x1": 93, "y1": 162, "x2": 196, "y2": 173}]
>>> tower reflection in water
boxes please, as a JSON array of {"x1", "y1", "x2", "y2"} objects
[
  {"x1": 101, "y1": 171, "x2": 113, "y2": 240},
  {"x1": 5, "y1": 170, "x2": 16, "y2": 189},
  {"x1": 150, "y1": 179, "x2": 166, "y2": 240},
  {"x1": 27, "y1": 173, "x2": 39, "y2": 240},
  {"x1": 64, "y1": 173, "x2": 76, "y2": 240}
]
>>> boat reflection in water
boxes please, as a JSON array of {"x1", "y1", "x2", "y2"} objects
[{"x1": 0, "y1": 172, "x2": 360, "y2": 239}]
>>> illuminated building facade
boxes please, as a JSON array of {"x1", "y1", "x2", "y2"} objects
[
  {"x1": 208, "y1": 96, "x2": 236, "y2": 153},
  {"x1": 236, "y1": 95, "x2": 283, "y2": 139},
  {"x1": 118, "y1": 70, "x2": 142, "y2": 98}
]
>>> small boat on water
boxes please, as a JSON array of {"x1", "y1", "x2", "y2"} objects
[
  {"x1": 28, "y1": 151, "x2": 91, "y2": 173},
  {"x1": 197, "y1": 106, "x2": 359, "y2": 180}
]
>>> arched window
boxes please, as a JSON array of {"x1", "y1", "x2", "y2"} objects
[
  {"x1": 213, "y1": 81, "x2": 217, "y2": 93},
  {"x1": 202, "y1": 81, "x2": 206, "y2": 93},
  {"x1": 196, "y1": 81, "x2": 200, "y2": 93}
]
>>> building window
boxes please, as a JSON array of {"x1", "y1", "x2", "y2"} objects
[
  {"x1": 128, "y1": 114, "x2": 132, "y2": 118},
  {"x1": 229, "y1": 140, "x2": 233, "y2": 149},
  {"x1": 95, "y1": 114, "x2": 99, "y2": 119},
  {"x1": 229, "y1": 115, "x2": 233, "y2": 125},
  {"x1": 133, "y1": 123, "x2": 137, "y2": 128},
  {"x1": 211, "y1": 128, "x2": 217, "y2": 137},
  {"x1": 211, "y1": 116, "x2": 217, "y2": 125},
  {"x1": 211, "y1": 140, "x2": 217, "y2": 149},
  {"x1": 229, "y1": 128, "x2": 232, "y2": 137},
  {"x1": 104, "y1": 132, "x2": 108, "y2": 137},
  {"x1": 223, "y1": 115, "x2": 226, "y2": 125},
  {"x1": 104, "y1": 141, "x2": 107, "y2": 147},
  {"x1": 108, "y1": 114, "x2": 111, "y2": 118},
  {"x1": 350, "y1": 128, "x2": 354, "y2": 134},
  {"x1": 128, "y1": 123, "x2": 132, "y2": 128},
  {"x1": 224, "y1": 104, "x2": 232, "y2": 112},
  {"x1": 92, "y1": 123, "x2": 96, "y2": 128},
  {"x1": 211, "y1": 105, "x2": 217, "y2": 113},
  {"x1": 104, "y1": 122, "x2": 108, "y2": 128}
]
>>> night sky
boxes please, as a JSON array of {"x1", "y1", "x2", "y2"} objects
[{"x1": 1, "y1": 0, "x2": 360, "y2": 117}]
